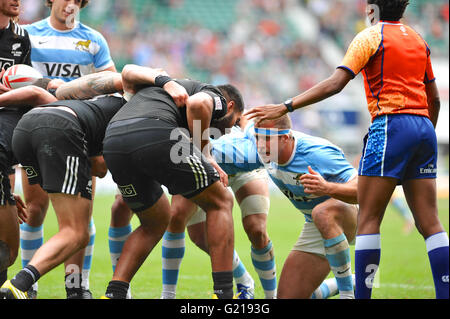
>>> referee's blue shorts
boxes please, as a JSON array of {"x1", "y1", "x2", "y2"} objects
[{"x1": 358, "y1": 113, "x2": 438, "y2": 184}]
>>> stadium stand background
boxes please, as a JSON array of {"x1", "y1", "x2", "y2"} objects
[{"x1": 18, "y1": 0, "x2": 449, "y2": 195}]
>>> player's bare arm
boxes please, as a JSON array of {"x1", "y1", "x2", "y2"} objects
[
  {"x1": 0, "y1": 85, "x2": 57, "y2": 107},
  {"x1": 121, "y1": 64, "x2": 188, "y2": 106},
  {"x1": 186, "y1": 92, "x2": 228, "y2": 186},
  {"x1": 425, "y1": 80, "x2": 440, "y2": 128},
  {"x1": 245, "y1": 68, "x2": 353, "y2": 124},
  {"x1": 300, "y1": 166, "x2": 358, "y2": 204},
  {"x1": 55, "y1": 71, "x2": 123, "y2": 100}
]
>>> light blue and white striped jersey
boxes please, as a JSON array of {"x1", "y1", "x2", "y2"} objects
[
  {"x1": 211, "y1": 126, "x2": 264, "y2": 176},
  {"x1": 242, "y1": 122, "x2": 357, "y2": 221},
  {"x1": 23, "y1": 18, "x2": 114, "y2": 82}
]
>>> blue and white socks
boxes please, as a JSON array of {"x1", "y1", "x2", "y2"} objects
[
  {"x1": 251, "y1": 241, "x2": 277, "y2": 299},
  {"x1": 323, "y1": 233, "x2": 354, "y2": 299},
  {"x1": 233, "y1": 250, "x2": 254, "y2": 290},
  {"x1": 19, "y1": 223, "x2": 43, "y2": 293},
  {"x1": 108, "y1": 224, "x2": 133, "y2": 272},
  {"x1": 161, "y1": 231, "x2": 186, "y2": 299},
  {"x1": 425, "y1": 232, "x2": 449, "y2": 299},
  {"x1": 81, "y1": 219, "x2": 96, "y2": 290}
]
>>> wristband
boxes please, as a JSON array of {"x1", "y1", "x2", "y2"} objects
[
  {"x1": 155, "y1": 75, "x2": 173, "y2": 88},
  {"x1": 283, "y1": 98, "x2": 294, "y2": 112}
]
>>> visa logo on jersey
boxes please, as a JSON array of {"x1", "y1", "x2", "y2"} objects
[{"x1": 43, "y1": 62, "x2": 82, "y2": 78}]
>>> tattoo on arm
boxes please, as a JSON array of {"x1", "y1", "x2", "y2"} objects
[{"x1": 56, "y1": 72, "x2": 120, "y2": 100}]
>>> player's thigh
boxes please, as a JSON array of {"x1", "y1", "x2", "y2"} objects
[{"x1": 278, "y1": 250, "x2": 329, "y2": 299}]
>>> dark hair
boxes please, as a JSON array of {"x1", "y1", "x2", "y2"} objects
[
  {"x1": 45, "y1": 0, "x2": 90, "y2": 9},
  {"x1": 217, "y1": 84, "x2": 245, "y2": 113},
  {"x1": 367, "y1": 0, "x2": 409, "y2": 21}
]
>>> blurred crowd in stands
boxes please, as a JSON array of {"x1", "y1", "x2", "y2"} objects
[{"x1": 18, "y1": 0, "x2": 449, "y2": 139}]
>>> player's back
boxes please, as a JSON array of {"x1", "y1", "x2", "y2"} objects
[{"x1": 367, "y1": 22, "x2": 430, "y2": 116}]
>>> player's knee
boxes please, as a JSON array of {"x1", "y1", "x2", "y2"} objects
[
  {"x1": 0, "y1": 240, "x2": 13, "y2": 271},
  {"x1": 63, "y1": 228, "x2": 90, "y2": 251},
  {"x1": 311, "y1": 206, "x2": 335, "y2": 232},
  {"x1": 243, "y1": 219, "x2": 269, "y2": 249}
]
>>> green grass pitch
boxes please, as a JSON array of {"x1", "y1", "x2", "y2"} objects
[{"x1": 8, "y1": 191, "x2": 449, "y2": 299}]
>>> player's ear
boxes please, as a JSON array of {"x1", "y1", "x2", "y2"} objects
[{"x1": 226, "y1": 100, "x2": 235, "y2": 115}]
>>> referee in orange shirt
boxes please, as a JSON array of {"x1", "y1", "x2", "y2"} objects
[{"x1": 246, "y1": 0, "x2": 448, "y2": 299}]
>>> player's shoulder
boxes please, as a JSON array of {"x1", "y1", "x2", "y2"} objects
[
  {"x1": 75, "y1": 22, "x2": 108, "y2": 42},
  {"x1": 294, "y1": 131, "x2": 344, "y2": 158},
  {"x1": 22, "y1": 18, "x2": 48, "y2": 33},
  {"x1": 10, "y1": 21, "x2": 29, "y2": 38},
  {"x1": 352, "y1": 23, "x2": 383, "y2": 44}
]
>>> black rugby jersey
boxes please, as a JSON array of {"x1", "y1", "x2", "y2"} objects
[
  {"x1": 0, "y1": 21, "x2": 31, "y2": 70},
  {"x1": 42, "y1": 95, "x2": 125, "y2": 156},
  {"x1": 110, "y1": 79, "x2": 227, "y2": 128}
]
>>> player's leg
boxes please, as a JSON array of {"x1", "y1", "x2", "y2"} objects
[
  {"x1": 108, "y1": 193, "x2": 133, "y2": 299},
  {"x1": 109, "y1": 193, "x2": 133, "y2": 273},
  {"x1": 160, "y1": 195, "x2": 197, "y2": 299},
  {"x1": 278, "y1": 249, "x2": 330, "y2": 298},
  {"x1": 2, "y1": 193, "x2": 91, "y2": 298},
  {"x1": 104, "y1": 191, "x2": 171, "y2": 299},
  {"x1": 186, "y1": 207, "x2": 255, "y2": 299},
  {"x1": 0, "y1": 193, "x2": 20, "y2": 287},
  {"x1": 19, "y1": 174, "x2": 48, "y2": 298},
  {"x1": 189, "y1": 181, "x2": 235, "y2": 299},
  {"x1": 63, "y1": 176, "x2": 96, "y2": 299},
  {"x1": 402, "y1": 178, "x2": 449, "y2": 299},
  {"x1": 311, "y1": 198, "x2": 357, "y2": 299},
  {"x1": 232, "y1": 173, "x2": 275, "y2": 299},
  {"x1": 355, "y1": 175, "x2": 397, "y2": 299}
]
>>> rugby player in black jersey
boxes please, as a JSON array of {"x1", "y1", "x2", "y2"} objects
[
  {"x1": 0, "y1": 0, "x2": 31, "y2": 288},
  {"x1": 101, "y1": 65, "x2": 244, "y2": 299}
]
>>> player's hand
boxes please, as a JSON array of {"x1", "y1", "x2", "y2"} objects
[
  {"x1": 90, "y1": 155, "x2": 108, "y2": 178},
  {"x1": 209, "y1": 157, "x2": 228, "y2": 187},
  {"x1": 163, "y1": 81, "x2": 189, "y2": 108},
  {"x1": 244, "y1": 104, "x2": 288, "y2": 125},
  {"x1": 300, "y1": 166, "x2": 330, "y2": 196},
  {"x1": 0, "y1": 69, "x2": 11, "y2": 94},
  {"x1": 47, "y1": 79, "x2": 66, "y2": 90},
  {"x1": 13, "y1": 194, "x2": 28, "y2": 224}
]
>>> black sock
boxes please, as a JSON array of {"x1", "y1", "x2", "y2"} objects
[
  {"x1": 105, "y1": 280, "x2": 129, "y2": 299},
  {"x1": 10, "y1": 265, "x2": 41, "y2": 292},
  {"x1": 212, "y1": 271, "x2": 233, "y2": 299},
  {"x1": 0, "y1": 269, "x2": 7, "y2": 286}
]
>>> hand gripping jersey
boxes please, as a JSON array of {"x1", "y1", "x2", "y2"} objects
[
  {"x1": 23, "y1": 18, "x2": 114, "y2": 81},
  {"x1": 338, "y1": 21, "x2": 435, "y2": 121}
]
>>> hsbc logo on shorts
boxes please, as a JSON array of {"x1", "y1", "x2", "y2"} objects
[
  {"x1": 23, "y1": 166, "x2": 38, "y2": 178},
  {"x1": 118, "y1": 184, "x2": 138, "y2": 197}
]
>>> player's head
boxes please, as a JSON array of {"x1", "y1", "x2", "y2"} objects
[
  {"x1": 45, "y1": 0, "x2": 89, "y2": 9},
  {"x1": 211, "y1": 84, "x2": 245, "y2": 134},
  {"x1": 367, "y1": 0, "x2": 409, "y2": 22},
  {"x1": 46, "y1": 0, "x2": 89, "y2": 28},
  {"x1": 254, "y1": 114, "x2": 293, "y2": 163},
  {"x1": 0, "y1": 0, "x2": 21, "y2": 19}
]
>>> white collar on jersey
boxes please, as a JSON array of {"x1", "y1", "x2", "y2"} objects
[{"x1": 46, "y1": 17, "x2": 80, "y2": 33}]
